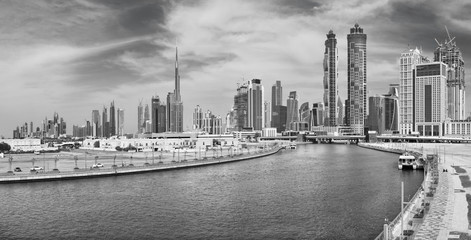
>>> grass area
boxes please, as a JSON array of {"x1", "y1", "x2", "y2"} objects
[
  {"x1": 453, "y1": 166, "x2": 467, "y2": 174},
  {"x1": 459, "y1": 175, "x2": 471, "y2": 188}
]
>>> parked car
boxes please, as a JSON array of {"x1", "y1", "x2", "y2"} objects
[
  {"x1": 14, "y1": 167, "x2": 22, "y2": 172},
  {"x1": 92, "y1": 163, "x2": 104, "y2": 168},
  {"x1": 30, "y1": 166, "x2": 43, "y2": 171}
]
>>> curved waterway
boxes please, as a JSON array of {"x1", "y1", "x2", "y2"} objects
[{"x1": 0, "y1": 144, "x2": 423, "y2": 239}]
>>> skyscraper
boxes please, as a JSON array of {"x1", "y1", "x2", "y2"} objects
[
  {"x1": 311, "y1": 102, "x2": 325, "y2": 127},
  {"x1": 117, "y1": 108, "x2": 124, "y2": 136},
  {"x1": 92, "y1": 110, "x2": 100, "y2": 137},
  {"x1": 248, "y1": 79, "x2": 264, "y2": 131},
  {"x1": 264, "y1": 101, "x2": 271, "y2": 128},
  {"x1": 137, "y1": 101, "x2": 144, "y2": 134},
  {"x1": 152, "y1": 96, "x2": 166, "y2": 133},
  {"x1": 166, "y1": 47, "x2": 184, "y2": 132},
  {"x1": 144, "y1": 104, "x2": 150, "y2": 125},
  {"x1": 346, "y1": 23, "x2": 367, "y2": 134},
  {"x1": 102, "y1": 105, "x2": 109, "y2": 138},
  {"x1": 271, "y1": 80, "x2": 282, "y2": 107},
  {"x1": 234, "y1": 83, "x2": 248, "y2": 131},
  {"x1": 193, "y1": 105, "x2": 203, "y2": 130},
  {"x1": 434, "y1": 29, "x2": 466, "y2": 120},
  {"x1": 286, "y1": 91, "x2": 299, "y2": 131},
  {"x1": 414, "y1": 62, "x2": 447, "y2": 136},
  {"x1": 399, "y1": 48, "x2": 429, "y2": 135},
  {"x1": 299, "y1": 102, "x2": 310, "y2": 124},
  {"x1": 271, "y1": 80, "x2": 284, "y2": 131},
  {"x1": 110, "y1": 101, "x2": 116, "y2": 136},
  {"x1": 324, "y1": 30, "x2": 338, "y2": 127}
]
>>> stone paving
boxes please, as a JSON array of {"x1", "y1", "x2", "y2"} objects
[{"x1": 414, "y1": 166, "x2": 454, "y2": 239}]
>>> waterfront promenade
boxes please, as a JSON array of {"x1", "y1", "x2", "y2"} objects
[
  {"x1": 0, "y1": 145, "x2": 284, "y2": 183},
  {"x1": 362, "y1": 142, "x2": 471, "y2": 239}
]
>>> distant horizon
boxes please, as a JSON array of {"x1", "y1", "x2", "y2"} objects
[{"x1": 1, "y1": 0, "x2": 471, "y2": 138}]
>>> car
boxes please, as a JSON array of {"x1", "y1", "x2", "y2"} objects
[
  {"x1": 92, "y1": 163, "x2": 104, "y2": 168},
  {"x1": 14, "y1": 167, "x2": 22, "y2": 172},
  {"x1": 30, "y1": 166, "x2": 43, "y2": 171}
]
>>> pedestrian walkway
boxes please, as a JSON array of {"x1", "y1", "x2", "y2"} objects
[{"x1": 414, "y1": 166, "x2": 454, "y2": 239}]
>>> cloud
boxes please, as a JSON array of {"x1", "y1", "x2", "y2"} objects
[{"x1": 1, "y1": 0, "x2": 471, "y2": 137}]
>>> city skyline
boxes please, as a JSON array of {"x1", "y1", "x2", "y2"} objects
[{"x1": 1, "y1": 0, "x2": 471, "y2": 137}]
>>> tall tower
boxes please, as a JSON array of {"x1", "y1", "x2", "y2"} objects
[
  {"x1": 91, "y1": 110, "x2": 100, "y2": 137},
  {"x1": 102, "y1": 105, "x2": 109, "y2": 138},
  {"x1": 324, "y1": 30, "x2": 338, "y2": 127},
  {"x1": 286, "y1": 91, "x2": 299, "y2": 130},
  {"x1": 346, "y1": 23, "x2": 367, "y2": 134},
  {"x1": 414, "y1": 62, "x2": 447, "y2": 136},
  {"x1": 234, "y1": 83, "x2": 249, "y2": 131},
  {"x1": 169, "y1": 46, "x2": 184, "y2": 132},
  {"x1": 193, "y1": 105, "x2": 203, "y2": 130},
  {"x1": 434, "y1": 27, "x2": 466, "y2": 120},
  {"x1": 248, "y1": 79, "x2": 264, "y2": 131},
  {"x1": 117, "y1": 108, "x2": 124, "y2": 136},
  {"x1": 137, "y1": 100, "x2": 144, "y2": 134},
  {"x1": 399, "y1": 48, "x2": 429, "y2": 135},
  {"x1": 152, "y1": 96, "x2": 166, "y2": 133},
  {"x1": 271, "y1": 80, "x2": 283, "y2": 131},
  {"x1": 110, "y1": 101, "x2": 116, "y2": 136}
]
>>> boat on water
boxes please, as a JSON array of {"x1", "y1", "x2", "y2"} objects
[
  {"x1": 398, "y1": 152, "x2": 424, "y2": 170},
  {"x1": 289, "y1": 143, "x2": 297, "y2": 149}
]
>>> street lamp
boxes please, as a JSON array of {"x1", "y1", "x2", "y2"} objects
[{"x1": 74, "y1": 156, "x2": 79, "y2": 170}]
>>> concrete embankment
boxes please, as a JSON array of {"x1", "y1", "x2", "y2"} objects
[{"x1": 0, "y1": 147, "x2": 282, "y2": 184}]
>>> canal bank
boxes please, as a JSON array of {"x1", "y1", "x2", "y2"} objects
[
  {"x1": 0, "y1": 146, "x2": 283, "y2": 183},
  {"x1": 361, "y1": 142, "x2": 471, "y2": 239}
]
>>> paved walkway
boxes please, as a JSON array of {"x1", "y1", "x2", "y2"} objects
[{"x1": 414, "y1": 166, "x2": 454, "y2": 239}]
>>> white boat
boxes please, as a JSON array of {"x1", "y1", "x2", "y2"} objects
[
  {"x1": 289, "y1": 143, "x2": 297, "y2": 149},
  {"x1": 398, "y1": 152, "x2": 424, "y2": 170}
]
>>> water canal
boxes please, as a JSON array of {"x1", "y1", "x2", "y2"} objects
[{"x1": 0, "y1": 144, "x2": 423, "y2": 239}]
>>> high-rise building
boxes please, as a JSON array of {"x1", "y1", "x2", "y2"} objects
[
  {"x1": 337, "y1": 96, "x2": 344, "y2": 126},
  {"x1": 234, "y1": 83, "x2": 248, "y2": 131},
  {"x1": 138, "y1": 101, "x2": 144, "y2": 134},
  {"x1": 92, "y1": 110, "x2": 100, "y2": 137},
  {"x1": 311, "y1": 102, "x2": 325, "y2": 127},
  {"x1": 144, "y1": 104, "x2": 150, "y2": 125},
  {"x1": 414, "y1": 62, "x2": 447, "y2": 136},
  {"x1": 264, "y1": 101, "x2": 271, "y2": 128},
  {"x1": 271, "y1": 81, "x2": 282, "y2": 107},
  {"x1": 324, "y1": 30, "x2": 338, "y2": 127},
  {"x1": 286, "y1": 91, "x2": 299, "y2": 131},
  {"x1": 272, "y1": 105, "x2": 287, "y2": 133},
  {"x1": 248, "y1": 79, "x2": 264, "y2": 131},
  {"x1": 117, "y1": 108, "x2": 124, "y2": 136},
  {"x1": 102, "y1": 106, "x2": 109, "y2": 138},
  {"x1": 299, "y1": 102, "x2": 310, "y2": 124},
  {"x1": 399, "y1": 48, "x2": 429, "y2": 135},
  {"x1": 165, "y1": 47, "x2": 184, "y2": 133},
  {"x1": 193, "y1": 105, "x2": 203, "y2": 130},
  {"x1": 110, "y1": 101, "x2": 116, "y2": 136},
  {"x1": 434, "y1": 30, "x2": 466, "y2": 120},
  {"x1": 384, "y1": 84, "x2": 399, "y2": 133},
  {"x1": 346, "y1": 23, "x2": 367, "y2": 135},
  {"x1": 202, "y1": 110, "x2": 223, "y2": 134},
  {"x1": 271, "y1": 80, "x2": 284, "y2": 131},
  {"x1": 152, "y1": 96, "x2": 166, "y2": 133}
]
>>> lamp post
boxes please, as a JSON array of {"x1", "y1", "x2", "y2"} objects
[
  {"x1": 74, "y1": 156, "x2": 79, "y2": 170},
  {"x1": 53, "y1": 155, "x2": 59, "y2": 172},
  {"x1": 7, "y1": 156, "x2": 13, "y2": 173}
]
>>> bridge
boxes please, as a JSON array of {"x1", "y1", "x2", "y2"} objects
[{"x1": 305, "y1": 135, "x2": 365, "y2": 143}]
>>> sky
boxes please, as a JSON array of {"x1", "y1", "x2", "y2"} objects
[{"x1": 1, "y1": 0, "x2": 471, "y2": 138}]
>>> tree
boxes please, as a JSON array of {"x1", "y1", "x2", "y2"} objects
[{"x1": 0, "y1": 142, "x2": 11, "y2": 153}]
